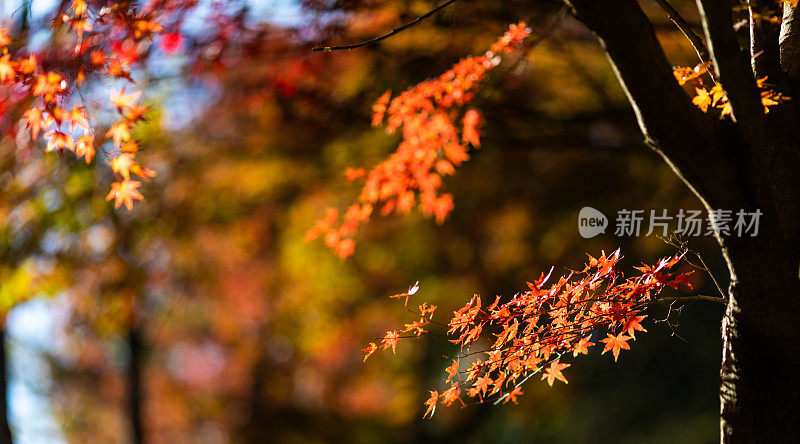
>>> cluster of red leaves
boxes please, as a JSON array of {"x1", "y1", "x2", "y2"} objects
[
  {"x1": 673, "y1": 63, "x2": 790, "y2": 117},
  {"x1": 363, "y1": 250, "x2": 692, "y2": 417},
  {"x1": 307, "y1": 23, "x2": 532, "y2": 258},
  {"x1": 1, "y1": 0, "x2": 168, "y2": 209}
]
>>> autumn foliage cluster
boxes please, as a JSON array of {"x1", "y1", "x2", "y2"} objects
[
  {"x1": 674, "y1": 63, "x2": 790, "y2": 117},
  {"x1": 0, "y1": 0, "x2": 170, "y2": 209},
  {"x1": 306, "y1": 23, "x2": 531, "y2": 258},
  {"x1": 363, "y1": 250, "x2": 692, "y2": 416}
]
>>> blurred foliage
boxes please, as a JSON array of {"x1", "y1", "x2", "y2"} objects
[{"x1": 0, "y1": 0, "x2": 724, "y2": 443}]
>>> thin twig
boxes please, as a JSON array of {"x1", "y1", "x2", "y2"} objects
[
  {"x1": 659, "y1": 234, "x2": 727, "y2": 301},
  {"x1": 651, "y1": 0, "x2": 710, "y2": 63},
  {"x1": 312, "y1": 0, "x2": 460, "y2": 51},
  {"x1": 653, "y1": 294, "x2": 727, "y2": 304}
]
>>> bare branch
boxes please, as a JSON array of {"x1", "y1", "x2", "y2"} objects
[
  {"x1": 654, "y1": 294, "x2": 727, "y2": 304},
  {"x1": 651, "y1": 0, "x2": 710, "y2": 63},
  {"x1": 312, "y1": 0, "x2": 459, "y2": 52}
]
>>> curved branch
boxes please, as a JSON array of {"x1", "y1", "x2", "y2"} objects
[
  {"x1": 312, "y1": 0, "x2": 460, "y2": 51},
  {"x1": 654, "y1": 294, "x2": 728, "y2": 304},
  {"x1": 652, "y1": 0, "x2": 710, "y2": 63},
  {"x1": 563, "y1": 0, "x2": 744, "y2": 210}
]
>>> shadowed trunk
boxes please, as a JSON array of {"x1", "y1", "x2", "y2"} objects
[
  {"x1": 127, "y1": 325, "x2": 144, "y2": 444},
  {"x1": 562, "y1": 0, "x2": 800, "y2": 440},
  {"x1": 0, "y1": 328, "x2": 12, "y2": 444},
  {"x1": 719, "y1": 233, "x2": 800, "y2": 442}
]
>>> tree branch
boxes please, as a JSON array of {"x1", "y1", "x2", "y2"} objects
[
  {"x1": 312, "y1": 0, "x2": 460, "y2": 51},
  {"x1": 654, "y1": 294, "x2": 728, "y2": 304},
  {"x1": 652, "y1": 0, "x2": 710, "y2": 63},
  {"x1": 562, "y1": 0, "x2": 741, "y2": 209},
  {"x1": 696, "y1": 0, "x2": 765, "y2": 134}
]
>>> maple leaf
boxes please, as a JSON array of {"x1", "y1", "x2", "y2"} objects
[
  {"x1": 344, "y1": 167, "x2": 365, "y2": 182},
  {"x1": 70, "y1": 18, "x2": 92, "y2": 38},
  {"x1": 572, "y1": 335, "x2": 595, "y2": 357},
  {"x1": 45, "y1": 131, "x2": 75, "y2": 153},
  {"x1": 106, "y1": 121, "x2": 132, "y2": 147},
  {"x1": 692, "y1": 87, "x2": 711, "y2": 112},
  {"x1": 16, "y1": 55, "x2": 36, "y2": 74},
  {"x1": 381, "y1": 330, "x2": 401, "y2": 354},
  {"x1": 362, "y1": 342, "x2": 378, "y2": 362},
  {"x1": 503, "y1": 386, "x2": 524, "y2": 404},
  {"x1": 108, "y1": 60, "x2": 133, "y2": 80},
  {"x1": 445, "y1": 359, "x2": 459, "y2": 382},
  {"x1": 468, "y1": 374, "x2": 493, "y2": 399},
  {"x1": 600, "y1": 333, "x2": 632, "y2": 362},
  {"x1": 110, "y1": 153, "x2": 136, "y2": 180},
  {"x1": 0, "y1": 28, "x2": 10, "y2": 47},
  {"x1": 423, "y1": 390, "x2": 439, "y2": 418},
  {"x1": 130, "y1": 163, "x2": 156, "y2": 181},
  {"x1": 541, "y1": 359, "x2": 571, "y2": 386},
  {"x1": 440, "y1": 383, "x2": 462, "y2": 406},
  {"x1": 105, "y1": 179, "x2": 144, "y2": 210},
  {"x1": 75, "y1": 134, "x2": 95, "y2": 163},
  {"x1": 623, "y1": 315, "x2": 647, "y2": 339},
  {"x1": 710, "y1": 84, "x2": 726, "y2": 106},
  {"x1": 72, "y1": 0, "x2": 87, "y2": 16},
  {"x1": 32, "y1": 73, "x2": 65, "y2": 101},
  {"x1": 462, "y1": 109, "x2": 482, "y2": 147},
  {"x1": 69, "y1": 107, "x2": 91, "y2": 132},
  {"x1": 0, "y1": 54, "x2": 15, "y2": 82},
  {"x1": 334, "y1": 238, "x2": 355, "y2": 259},
  {"x1": 24, "y1": 108, "x2": 53, "y2": 140},
  {"x1": 91, "y1": 50, "x2": 106, "y2": 66},
  {"x1": 133, "y1": 19, "x2": 163, "y2": 38},
  {"x1": 110, "y1": 88, "x2": 142, "y2": 109},
  {"x1": 372, "y1": 91, "x2": 391, "y2": 126}
]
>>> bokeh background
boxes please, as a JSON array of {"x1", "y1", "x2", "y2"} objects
[{"x1": 0, "y1": 1, "x2": 725, "y2": 442}]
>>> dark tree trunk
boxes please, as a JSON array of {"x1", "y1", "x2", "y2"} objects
[
  {"x1": 563, "y1": 0, "x2": 800, "y2": 441},
  {"x1": 127, "y1": 326, "x2": 144, "y2": 444},
  {"x1": 0, "y1": 329, "x2": 13, "y2": 444},
  {"x1": 719, "y1": 234, "x2": 800, "y2": 443}
]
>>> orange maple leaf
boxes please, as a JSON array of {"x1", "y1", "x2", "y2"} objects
[
  {"x1": 24, "y1": 108, "x2": 53, "y2": 139},
  {"x1": 105, "y1": 179, "x2": 143, "y2": 210},
  {"x1": 0, "y1": 54, "x2": 15, "y2": 82},
  {"x1": 110, "y1": 88, "x2": 142, "y2": 109},
  {"x1": 362, "y1": 342, "x2": 378, "y2": 362},
  {"x1": 110, "y1": 153, "x2": 136, "y2": 180},
  {"x1": 45, "y1": 131, "x2": 75, "y2": 153},
  {"x1": 623, "y1": 315, "x2": 647, "y2": 339},
  {"x1": 503, "y1": 386, "x2": 524, "y2": 404},
  {"x1": 381, "y1": 330, "x2": 401, "y2": 354},
  {"x1": 106, "y1": 121, "x2": 132, "y2": 147},
  {"x1": 541, "y1": 359, "x2": 571, "y2": 386},
  {"x1": 423, "y1": 390, "x2": 439, "y2": 418},
  {"x1": 600, "y1": 333, "x2": 632, "y2": 362},
  {"x1": 572, "y1": 335, "x2": 595, "y2": 357},
  {"x1": 75, "y1": 134, "x2": 95, "y2": 163}
]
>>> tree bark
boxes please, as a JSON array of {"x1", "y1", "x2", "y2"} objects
[
  {"x1": 0, "y1": 328, "x2": 13, "y2": 444},
  {"x1": 127, "y1": 326, "x2": 144, "y2": 444},
  {"x1": 719, "y1": 233, "x2": 800, "y2": 443}
]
